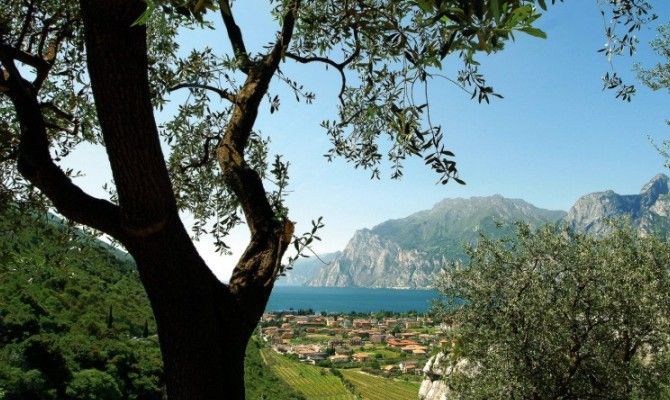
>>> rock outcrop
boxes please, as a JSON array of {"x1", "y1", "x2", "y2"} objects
[
  {"x1": 307, "y1": 229, "x2": 444, "y2": 288},
  {"x1": 419, "y1": 353, "x2": 449, "y2": 400},
  {"x1": 564, "y1": 174, "x2": 670, "y2": 237}
]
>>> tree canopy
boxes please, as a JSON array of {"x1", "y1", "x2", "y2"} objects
[{"x1": 434, "y1": 223, "x2": 670, "y2": 400}]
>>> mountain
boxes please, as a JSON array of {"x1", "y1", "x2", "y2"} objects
[
  {"x1": 276, "y1": 251, "x2": 341, "y2": 286},
  {"x1": 564, "y1": 173, "x2": 670, "y2": 237},
  {"x1": 372, "y1": 195, "x2": 566, "y2": 256},
  {"x1": 307, "y1": 196, "x2": 566, "y2": 288},
  {"x1": 306, "y1": 174, "x2": 670, "y2": 288}
]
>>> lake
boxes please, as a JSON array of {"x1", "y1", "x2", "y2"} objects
[{"x1": 266, "y1": 286, "x2": 440, "y2": 313}]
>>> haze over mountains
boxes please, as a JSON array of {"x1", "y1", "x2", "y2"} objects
[{"x1": 279, "y1": 174, "x2": 670, "y2": 289}]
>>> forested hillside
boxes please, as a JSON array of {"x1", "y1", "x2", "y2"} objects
[
  {"x1": 0, "y1": 204, "x2": 163, "y2": 399},
  {"x1": 0, "y1": 204, "x2": 300, "y2": 400}
]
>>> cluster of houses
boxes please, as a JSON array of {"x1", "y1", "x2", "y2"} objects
[{"x1": 259, "y1": 312, "x2": 452, "y2": 376}]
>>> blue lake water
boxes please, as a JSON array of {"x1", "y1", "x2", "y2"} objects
[{"x1": 266, "y1": 286, "x2": 439, "y2": 313}]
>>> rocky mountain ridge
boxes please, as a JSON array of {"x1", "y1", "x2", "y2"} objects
[
  {"x1": 282, "y1": 174, "x2": 670, "y2": 289},
  {"x1": 564, "y1": 173, "x2": 670, "y2": 236},
  {"x1": 303, "y1": 195, "x2": 567, "y2": 288}
]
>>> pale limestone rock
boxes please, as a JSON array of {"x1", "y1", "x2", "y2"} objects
[{"x1": 419, "y1": 353, "x2": 448, "y2": 400}]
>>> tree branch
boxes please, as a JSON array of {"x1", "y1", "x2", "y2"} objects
[
  {"x1": 265, "y1": 0, "x2": 300, "y2": 69},
  {"x1": 218, "y1": 2, "x2": 301, "y2": 299},
  {"x1": 0, "y1": 48, "x2": 124, "y2": 238},
  {"x1": 180, "y1": 135, "x2": 220, "y2": 172},
  {"x1": 285, "y1": 27, "x2": 360, "y2": 106},
  {"x1": 219, "y1": 0, "x2": 252, "y2": 73},
  {"x1": 218, "y1": 1, "x2": 300, "y2": 235},
  {"x1": 169, "y1": 82, "x2": 237, "y2": 103},
  {"x1": 79, "y1": 0, "x2": 179, "y2": 235},
  {"x1": 40, "y1": 101, "x2": 75, "y2": 121}
]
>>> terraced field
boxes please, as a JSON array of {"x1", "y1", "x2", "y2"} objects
[
  {"x1": 341, "y1": 369, "x2": 421, "y2": 400},
  {"x1": 262, "y1": 349, "x2": 355, "y2": 400},
  {"x1": 261, "y1": 349, "x2": 422, "y2": 400}
]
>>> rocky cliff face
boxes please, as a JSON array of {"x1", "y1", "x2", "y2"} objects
[
  {"x1": 276, "y1": 251, "x2": 340, "y2": 286},
  {"x1": 306, "y1": 230, "x2": 444, "y2": 288},
  {"x1": 307, "y1": 196, "x2": 565, "y2": 288},
  {"x1": 302, "y1": 175, "x2": 670, "y2": 289},
  {"x1": 419, "y1": 353, "x2": 449, "y2": 400},
  {"x1": 564, "y1": 174, "x2": 670, "y2": 237}
]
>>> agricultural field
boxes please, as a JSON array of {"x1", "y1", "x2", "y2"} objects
[
  {"x1": 370, "y1": 347, "x2": 403, "y2": 360},
  {"x1": 342, "y1": 369, "x2": 421, "y2": 400},
  {"x1": 261, "y1": 349, "x2": 355, "y2": 400},
  {"x1": 261, "y1": 348, "x2": 421, "y2": 400}
]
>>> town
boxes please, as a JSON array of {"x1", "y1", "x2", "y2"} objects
[{"x1": 258, "y1": 311, "x2": 452, "y2": 379}]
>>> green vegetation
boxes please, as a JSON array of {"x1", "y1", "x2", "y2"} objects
[
  {"x1": 340, "y1": 369, "x2": 420, "y2": 400},
  {"x1": 0, "y1": 204, "x2": 315, "y2": 400},
  {"x1": 435, "y1": 223, "x2": 670, "y2": 400},
  {"x1": 262, "y1": 347, "x2": 421, "y2": 400},
  {"x1": 261, "y1": 349, "x2": 354, "y2": 400},
  {"x1": 245, "y1": 340, "x2": 306, "y2": 400},
  {"x1": 371, "y1": 348, "x2": 402, "y2": 360},
  {"x1": 636, "y1": 22, "x2": 670, "y2": 94},
  {"x1": 1, "y1": 0, "x2": 658, "y2": 394},
  {"x1": 0, "y1": 205, "x2": 164, "y2": 400}
]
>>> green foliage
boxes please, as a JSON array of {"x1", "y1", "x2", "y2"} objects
[
  {"x1": 641, "y1": 21, "x2": 670, "y2": 170},
  {"x1": 1, "y1": 0, "x2": 657, "y2": 259},
  {"x1": 0, "y1": 202, "x2": 311, "y2": 399},
  {"x1": 65, "y1": 369, "x2": 122, "y2": 400},
  {"x1": 244, "y1": 340, "x2": 306, "y2": 400},
  {"x1": 340, "y1": 368, "x2": 420, "y2": 400},
  {"x1": 0, "y1": 204, "x2": 164, "y2": 399},
  {"x1": 599, "y1": 0, "x2": 657, "y2": 101},
  {"x1": 635, "y1": 22, "x2": 670, "y2": 93},
  {"x1": 262, "y1": 347, "x2": 353, "y2": 399},
  {"x1": 435, "y1": 223, "x2": 670, "y2": 400}
]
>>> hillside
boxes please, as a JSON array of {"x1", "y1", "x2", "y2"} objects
[
  {"x1": 0, "y1": 204, "x2": 163, "y2": 400},
  {"x1": 0, "y1": 204, "x2": 299, "y2": 400}
]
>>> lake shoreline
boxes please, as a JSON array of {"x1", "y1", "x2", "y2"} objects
[{"x1": 266, "y1": 286, "x2": 439, "y2": 313}]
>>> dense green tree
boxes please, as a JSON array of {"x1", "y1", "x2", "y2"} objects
[
  {"x1": 65, "y1": 369, "x2": 123, "y2": 400},
  {"x1": 0, "y1": 0, "x2": 656, "y2": 398},
  {"x1": 434, "y1": 223, "x2": 670, "y2": 400},
  {"x1": 0, "y1": 204, "x2": 164, "y2": 399}
]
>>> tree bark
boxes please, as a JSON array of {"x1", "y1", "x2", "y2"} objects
[
  {"x1": 2, "y1": 1, "x2": 298, "y2": 398},
  {"x1": 126, "y1": 215, "x2": 244, "y2": 399}
]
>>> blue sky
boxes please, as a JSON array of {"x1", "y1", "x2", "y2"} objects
[{"x1": 63, "y1": 1, "x2": 670, "y2": 281}]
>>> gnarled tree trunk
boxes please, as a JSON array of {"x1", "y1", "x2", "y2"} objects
[{"x1": 1, "y1": 0, "x2": 298, "y2": 398}]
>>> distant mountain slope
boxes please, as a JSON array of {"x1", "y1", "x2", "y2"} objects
[
  {"x1": 308, "y1": 196, "x2": 566, "y2": 288},
  {"x1": 306, "y1": 174, "x2": 670, "y2": 288},
  {"x1": 276, "y1": 251, "x2": 341, "y2": 286},
  {"x1": 564, "y1": 173, "x2": 670, "y2": 237},
  {"x1": 372, "y1": 195, "x2": 566, "y2": 256}
]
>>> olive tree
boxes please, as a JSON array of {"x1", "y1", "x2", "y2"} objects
[
  {"x1": 0, "y1": 0, "x2": 655, "y2": 398},
  {"x1": 435, "y1": 223, "x2": 670, "y2": 400}
]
